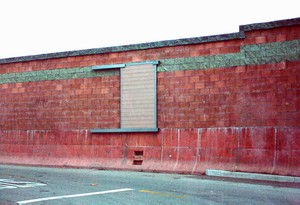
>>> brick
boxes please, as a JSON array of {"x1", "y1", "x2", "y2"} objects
[
  {"x1": 243, "y1": 37, "x2": 256, "y2": 45},
  {"x1": 204, "y1": 42, "x2": 214, "y2": 49},
  {"x1": 174, "y1": 70, "x2": 185, "y2": 77},
  {"x1": 190, "y1": 49, "x2": 210, "y2": 56},
  {"x1": 209, "y1": 48, "x2": 220, "y2": 55},
  {"x1": 209, "y1": 74, "x2": 220, "y2": 82},
  {"x1": 190, "y1": 75, "x2": 199, "y2": 82},
  {"x1": 255, "y1": 36, "x2": 267, "y2": 44},
  {"x1": 215, "y1": 81, "x2": 225, "y2": 88},
  {"x1": 195, "y1": 82, "x2": 205, "y2": 89},
  {"x1": 235, "y1": 66, "x2": 246, "y2": 73},
  {"x1": 219, "y1": 46, "x2": 240, "y2": 54},
  {"x1": 209, "y1": 88, "x2": 219, "y2": 94}
]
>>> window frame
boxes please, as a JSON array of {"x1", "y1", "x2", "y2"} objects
[{"x1": 90, "y1": 61, "x2": 159, "y2": 133}]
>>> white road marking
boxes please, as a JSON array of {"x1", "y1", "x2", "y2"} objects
[
  {"x1": 0, "y1": 185, "x2": 17, "y2": 190},
  {"x1": 0, "y1": 179, "x2": 46, "y2": 190},
  {"x1": 17, "y1": 188, "x2": 134, "y2": 204}
]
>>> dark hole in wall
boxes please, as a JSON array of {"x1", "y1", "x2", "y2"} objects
[
  {"x1": 134, "y1": 151, "x2": 144, "y2": 156},
  {"x1": 132, "y1": 160, "x2": 143, "y2": 165}
]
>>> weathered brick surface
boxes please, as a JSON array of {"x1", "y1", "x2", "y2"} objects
[
  {"x1": 157, "y1": 61, "x2": 300, "y2": 128},
  {"x1": 243, "y1": 25, "x2": 300, "y2": 45},
  {"x1": 0, "y1": 19, "x2": 299, "y2": 176},
  {"x1": 0, "y1": 127, "x2": 299, "y2": 175},
  {"x1": 0, "y1": 76, "x2": 120, "y2": 130}
]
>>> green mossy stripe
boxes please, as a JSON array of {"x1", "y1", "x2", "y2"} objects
[
  {"x1": 0, "y1": 40, "x2": 299, "y2": 85},
  {"x1": 0, "y1": 67, "x2": 119, "y2": 85}
]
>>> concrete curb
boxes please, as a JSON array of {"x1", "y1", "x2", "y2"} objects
[{"x1": 205, "y1": 169, "x2": 300, "y2": 183}]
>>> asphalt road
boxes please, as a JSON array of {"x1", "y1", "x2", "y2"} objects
[{"x1": 0, "y1": 165, "x2": 299, "y2": 205}]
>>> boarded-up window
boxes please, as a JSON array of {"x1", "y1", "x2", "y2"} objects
[
  {"x1": 121, "y1": 64, "x2": 157, "y2": 128},
  {"x1": 91, "y1": 61, "x2": 158, "y2": 133}
]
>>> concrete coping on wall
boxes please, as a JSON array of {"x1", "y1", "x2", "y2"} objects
[
  {"x1": 206, "y1": 169, "x2": 300, "y2": 183},
  {"x1": 0, "y1": 17, "x2": 299, "y2": 65}
]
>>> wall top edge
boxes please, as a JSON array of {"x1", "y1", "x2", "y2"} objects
[{"x1": 0, "y1": 17, "x2": 299, "y2": 65}]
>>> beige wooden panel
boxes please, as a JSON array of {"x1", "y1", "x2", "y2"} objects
[{"x1": 121, "y1": 64, "x2": 156, "y2": 128}]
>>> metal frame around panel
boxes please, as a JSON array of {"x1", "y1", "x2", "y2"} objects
[
  {"x1": 153, "y1": 63, "x2": 158, "y2": 128},
  {"x1": 91, "y1": 60, "x2": 160, "y2": 133},
  {"x1": 91, "y1": 61, "x2": 159, "y2": 71},
  {"x1": 90, "y1": 128, "x2": 159, "y2": 133},
  {"x1": 120, "y1": 65, "x2": 123, "y2": 128},
  {"x1": 92, "y1": 64, "x2": 125, "y2": 70},
  {"x1": 125, "y1": 60, "x2": 159, "y2": 66}
]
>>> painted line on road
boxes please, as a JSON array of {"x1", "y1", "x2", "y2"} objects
[
  {"x1": 0, "y1": 185, "x2": 17, "y2": 190},
  {"x1": 17, "y1": 188, "x2": 134, "y2": 204},
  {"x1": 139, "y1": 189, "x2": 186, "y2": 199},
  {"x1": 0, "y1": 179, "x2": 46, "y2": 190}
]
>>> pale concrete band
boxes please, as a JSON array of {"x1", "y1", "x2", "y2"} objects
[{"x1": 206, "y1": 169, "x2": 300, "y2": 183}]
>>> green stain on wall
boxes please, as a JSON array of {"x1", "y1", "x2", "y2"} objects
[
  {"x1": 0, "y1": 39, "x2": 299, "y2": 85},
  {"x1": 0, "y1": 67, "x2": 119, "y2": 84}
]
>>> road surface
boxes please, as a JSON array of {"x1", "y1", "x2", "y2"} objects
[{"x1": 0, "y1": 165, "x2": 299, "y2": 204}]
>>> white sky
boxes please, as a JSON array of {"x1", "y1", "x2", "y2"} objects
[{"x1": 0, "y1": 0, "x2": 299, "y2": 59}]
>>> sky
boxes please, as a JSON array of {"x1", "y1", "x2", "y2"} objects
[{"x1": 0, "y1": 0, "x2": 299, "y2": 59}]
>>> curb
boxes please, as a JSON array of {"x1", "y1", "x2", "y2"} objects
[{"x1": 205, "y1": 169, "x2": 300, "y2": 183}]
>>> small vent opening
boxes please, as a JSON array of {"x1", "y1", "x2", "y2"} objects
[
  {"x1": 132, "y1": 160, "x2": 143, "y2": 165},
  {"x1": 134, "y1": 151, "x2": 144, "y2": 156}
]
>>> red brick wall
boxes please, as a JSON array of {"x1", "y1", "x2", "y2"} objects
[
  {"x1": 1, "y1": 61, "x2": 298, "y2": 131},
  {"x1": 158, "y1": 61, "x2": 299, "y2": 128},
  {"x1": 0, "y1": 21, "x2": 299, "y2": 176},
  {"x1": 0, "y1": 76, "x2": 120, "y2": 130}
]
